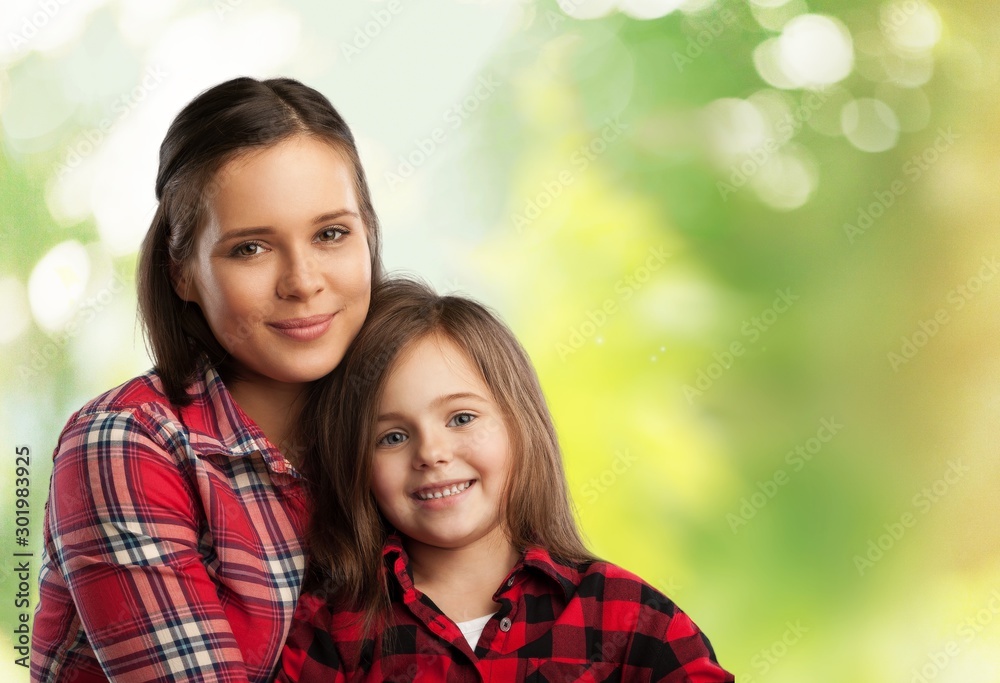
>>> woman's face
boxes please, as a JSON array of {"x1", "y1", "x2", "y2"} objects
[{"x1": 176, "y1": 134, "x2": 371, "y2": 389}]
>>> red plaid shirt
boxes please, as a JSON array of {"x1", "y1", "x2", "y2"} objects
[
  {"x1": 31, "y1": 367, "x2": 310, "y2": 683},
  {"x1": 278, "y1": 535, "x2": 734, "y2": 682}
]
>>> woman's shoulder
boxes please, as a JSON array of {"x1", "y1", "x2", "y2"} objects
[
  {"x1": 71, "y1": 364, "x2": 230, "y2": 418},
  {"x1": 74, "y1": 368, "x2": 172, "y2": 416},
  {"x1": 52, "y1": 370, "x2": 182, "y2": 459},
  {"x1": 60, "y1": 366, "x2": 228, "y2": 446}
]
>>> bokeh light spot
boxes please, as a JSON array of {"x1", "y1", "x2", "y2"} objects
[
  {"x1": 750, "y1": 146, "x2": 818, "y2": 210},
  {"x1": 880, "y1": 0, "x2": 942, "y2": 54},
  {"x1": 28, "y1": 240, "x2": 91, "y2": 333},
  {"x1": 557, "y1": 0, "x2": 618, "y2": 20},
  {"x1": 841, "y1": 98, "x2": 901, "y2": 152},
  {"x1": 618, "y1": 0, "x2": 686, "y2": 20},
  {"x1": 704, "y1": 98, "x2": 769, "y2": 159},
  {"x1": 777, "y1": 14, "x2": 855, "y2": 88},
  {"x1": 749, "y1": 0, "x2": 807, "y2": 32},
  {"x1": 0, "y1": 276, "x2": 32, "y2": 344},
  {"x1": 753, "y1": 38, "x2": 797, "y2": 90}
]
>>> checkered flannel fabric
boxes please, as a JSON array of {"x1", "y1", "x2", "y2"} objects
[
  {"x1": 278, "y1": 535, "x2": 734, "y2": 682},
  {"x1": 31, "y1": 367, "x2": 309, "y2": 683}
]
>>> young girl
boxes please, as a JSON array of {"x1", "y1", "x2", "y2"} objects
[
  {"x1": 279, "y1": 278, "x2": 734, "y2": 681},
  {"x1": 31, "y1": 77, "x2": 382, "y2": 683}
]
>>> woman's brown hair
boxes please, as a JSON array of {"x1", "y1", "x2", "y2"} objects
[
  {"x1": 303, "y1": 277, "x2": 595, "y2": 632},
  {"x1": 137, "y1": 76, "x2": 383, "y2": 405}
]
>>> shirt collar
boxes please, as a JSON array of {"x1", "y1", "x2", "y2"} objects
[
  {"x1": 381, "y1": 533, "x2": 584, "y2": 601},
  {"x1": 176, "y1": 365, "x2": 298, "y2": 475}
]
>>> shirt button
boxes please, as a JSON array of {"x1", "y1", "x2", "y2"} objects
[
  {"x1": 506, "y1": 577, "x2": 515, "y2": 587},
  {"x1": 499, "y1": 617, "x2": 512, "y2": 632}
]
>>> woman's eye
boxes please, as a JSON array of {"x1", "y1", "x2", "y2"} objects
[
  {"x1": 377, "y1": 431, "x2": 407, "y2": 447},
  {"x1": 448, "y1": 413, "x2": 476, "y2": 427},
  {"x1": 318, "y1": 226, "x2": 349, "y2": 242},
  {"x1": 231, "y1": 241, "x2": 265, "y2": 257}
]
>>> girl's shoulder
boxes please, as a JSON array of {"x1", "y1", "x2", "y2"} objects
[
  {"x1": 523, "y1": 548, "x2": 681, "y2": 620},
  {"x1": 576, "y1": 559, "x2": 679, "y2": 611},
  {"x1": 542, "y1": 556, "x2": 684, "y2": 634}
]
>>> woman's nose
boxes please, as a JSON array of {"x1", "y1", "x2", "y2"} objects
[{"x1": 276, "y1": 250, "x2": 324, "y2": 300}]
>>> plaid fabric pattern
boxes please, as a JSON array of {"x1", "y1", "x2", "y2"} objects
[
  {"x1": 278, "y1": 535, "x2": 734, "y2": 682},
  {"x1": 31, "y1": 367, "x2": 310, "y2": 683}
]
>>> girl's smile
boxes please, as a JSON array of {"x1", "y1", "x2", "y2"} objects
[{"x1": 411, "y1": 479, "x2": 477, "y2": 509}]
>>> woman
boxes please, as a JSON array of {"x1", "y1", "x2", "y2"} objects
[{"x1": 30, "y1": 77, "x2": 382, "y2": 683}]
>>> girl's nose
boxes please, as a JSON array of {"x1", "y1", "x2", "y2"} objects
[
  {"x1": 277, "y1": 250, "x2": 324, "y2": 300},
  {"x1": 413, "y1": 431, "x2": 452, "y2": 469}
]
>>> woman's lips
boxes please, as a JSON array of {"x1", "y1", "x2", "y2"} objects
[{"x1": 267, "y1": 314, "x2": 334, "y2": 341}]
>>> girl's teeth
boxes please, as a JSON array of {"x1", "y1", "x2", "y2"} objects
[{"x1": 418, "y1": 481, "x2": 471, "y2": 500}]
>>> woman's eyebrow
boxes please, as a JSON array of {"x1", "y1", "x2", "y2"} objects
[
  {"x1": 218, "y1": 210, "x2": 361, "y2": 243},
  {"x1": 217, "y1": 226, "x2": 274, "y2": 243},
  {"x1": 312, "y1": 209, "x2": 360, "y2": 224}
]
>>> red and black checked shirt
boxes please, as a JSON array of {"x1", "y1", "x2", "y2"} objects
[
  {"x1": 31, "y1": 367, "x2": 310, "y2": 683},
  {"x1": 278, "y1": 535, "x2": 734, "y2": 682}
]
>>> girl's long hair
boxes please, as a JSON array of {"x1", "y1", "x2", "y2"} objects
[
  {"x1": 303, "y1": 277, "x2": 595, "y2": 634},
  {"x1": 137, "y1": 76, "x2": 383, "y2": 405}
]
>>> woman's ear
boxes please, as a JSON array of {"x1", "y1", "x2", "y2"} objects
[{"x1": 171, "y1": 262, "x2": 199, "y2": 304}]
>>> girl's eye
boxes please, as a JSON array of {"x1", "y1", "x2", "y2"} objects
[
  {"x1": 377, "y1": 431, "x2": 407, "y2": 447},
  {"x1": 318, "y1": 226, "x2": 349, "y2": 242},
  {"x1": 231, "y1": 241, "x2": 265, "y2": 257},
  {"x1": 448, "y1": 413, "x2": 476, "y2": 428}
]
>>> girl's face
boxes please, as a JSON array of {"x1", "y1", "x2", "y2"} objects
[
  {"x1": 176, "y1": 134, "x2": 371, "y2": 389},
  {"x1": 371, "y1": 333, "x2": 513, "y2": 555}
]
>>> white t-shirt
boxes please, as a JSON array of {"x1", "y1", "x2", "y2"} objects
[{"x1": 455, "y1": 613, "x2": 495, "y2": 650}]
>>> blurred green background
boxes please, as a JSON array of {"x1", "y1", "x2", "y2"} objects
[{"x1": 2, "y1": 0, "x2": 998, "y2": 680}]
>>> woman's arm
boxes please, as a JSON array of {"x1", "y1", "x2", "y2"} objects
[{"x1": 34, "y1": 409, "x2": 252, "y2": 683}]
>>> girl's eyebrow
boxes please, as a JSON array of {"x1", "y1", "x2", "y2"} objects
[
  {"x1": 217, "y1": 210, "x2": 361, "y2": 243},
  {"x1": 376, "y1": 392, "x2": 487, "y2": 422}
]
